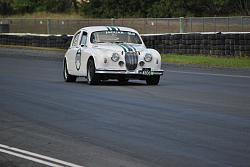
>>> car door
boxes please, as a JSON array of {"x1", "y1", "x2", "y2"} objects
[
  {"x1": 67, "y1": 31, "x2": 82, "y2": 75},
  {"x1": 79, "y1": 31, "x2": 89, "y2": 77}
]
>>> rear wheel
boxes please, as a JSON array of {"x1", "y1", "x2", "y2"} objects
[
  {"x1": 64, "y1": 59, "x2": 76, "y2": 82},
  {"x1": 87, "y1": 59, "x2": 99, "y2": 85},
  {"x1": 146, "y1": 75, "x2": 160, "y2": 85}
]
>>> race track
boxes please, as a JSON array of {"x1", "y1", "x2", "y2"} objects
[{"x1": 0, "y1": 47, "x2": 250, "y2": 167}]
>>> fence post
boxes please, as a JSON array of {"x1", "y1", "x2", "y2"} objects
[
  {"x1": 214, "y1": 17, "x2": 216, "y2": 32},
  {"x1": 227, "y1": 17, "x2": 229, "y2": 32},
  {"x1": 241, "y1": 16, "x2": 243, "y2": 31},
  {"x1": 179, "y1": 17, "x2": 184, "y2": 33},
  {"x1": 111, "y1": 18, "x2": 114, "y2": 26},
  {"x1": 143, "y1": 18, "x2": 146, "y2": 34},
  {"x1": 155, "y1": 18, "x2": 157, "y2": 34},
  {"x1": 190, "y1": 17, "x2": 193, "y2": 32},
  {"x1": 47, "y1": 19, "x2": 51, "y2": 34},
  {"x1": 167, "y1": 19, "x2": 170, "y2": 33},
  {"x1": 202, "y1": 17, "x2": 205, "y2": 32}
]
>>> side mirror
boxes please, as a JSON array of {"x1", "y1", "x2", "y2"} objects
[{"x1": 81, "y1": 44, "x2": 86, "y2": 47}]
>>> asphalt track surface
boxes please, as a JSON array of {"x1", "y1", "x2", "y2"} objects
[{"x1": 0, "y1": 47, "x2": 250, "y2": 167}]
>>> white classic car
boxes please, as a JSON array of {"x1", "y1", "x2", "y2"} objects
[{"x1": 64, "y1": 26, "x2": 164, "y2": 85}]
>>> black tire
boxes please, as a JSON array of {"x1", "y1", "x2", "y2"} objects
[
  {"x1": 87, "y1": 59, "x2": 99, "y2": 85},
  {"x1": 64, "y1": 59, "x2": 77, "y2": 82},
  {"x1": 146, "y1": 75, "x2": 160, "y2": 85}
]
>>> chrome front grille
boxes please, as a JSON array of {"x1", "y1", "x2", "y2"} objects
[{"x1": 125, "y1": 52, "x2": 138, "y2": 71}]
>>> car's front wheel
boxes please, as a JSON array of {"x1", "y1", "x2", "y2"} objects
[
  {"x1": 87, "y1": 59, "x2": 99, "y2": 85},
  {"x1": 64, "y1": 59, "x2": 77, "y2": 82},
  {"x1": 146, "y1": 75, "x2": 160, "y2": 85}
]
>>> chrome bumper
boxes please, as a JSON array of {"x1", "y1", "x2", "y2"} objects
[{"x1": 95, "y1": 69, "x2": 164, "y2": 75}]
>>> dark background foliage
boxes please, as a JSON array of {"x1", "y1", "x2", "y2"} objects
[{"x1": 0, "y1": 0, "x2": 249, "y2": 17}]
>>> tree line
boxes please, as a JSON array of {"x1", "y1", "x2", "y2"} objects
[{"x1": 0, "y1": 0, "x2": 249, "y2": 17}]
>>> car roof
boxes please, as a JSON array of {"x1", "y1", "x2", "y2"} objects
[{"x1": 79, "y1": 26, "x2": 139, "y2": 34}]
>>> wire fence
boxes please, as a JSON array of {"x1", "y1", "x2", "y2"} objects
[{"x1": 0, "y1": 16, "x2": 249, "y2": 34}]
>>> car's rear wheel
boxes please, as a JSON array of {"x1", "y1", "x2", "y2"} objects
[
  {"x1": 146, "y1": 75, "x2": 160, "y2": 85},
  {"x1": 64, "y1": 59, "x2": 76, "y2": 82},
  {"x1": 87, "y1": 59, "x2": 99, "y2": 85}
]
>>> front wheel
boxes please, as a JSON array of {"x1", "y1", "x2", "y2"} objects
[
  {"x1": 146, "y1": 75, "x2": 160, "y2": 85},
  {"x1": 64, "y1": 59, "x2": 77, "y2": 82},
  {"x1": 87, "y1": 59, "x2": 99, "y2": 85}
]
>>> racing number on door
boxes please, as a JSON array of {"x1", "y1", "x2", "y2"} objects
[{"x1": 75, "y1": 49, "x2": 81, "y2": 71}]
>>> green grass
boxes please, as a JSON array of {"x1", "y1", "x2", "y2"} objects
[{"x1": 161, "y1": 54, "x2": 250, "y2": 69}]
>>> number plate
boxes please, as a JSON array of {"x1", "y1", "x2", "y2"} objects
[{"x1": 142, "y1": 68, "x2": 151, "y2": 75}]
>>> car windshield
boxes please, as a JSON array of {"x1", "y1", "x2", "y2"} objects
[{"x1": 90, "y1": 31, "x2": 142, "y2": 44}]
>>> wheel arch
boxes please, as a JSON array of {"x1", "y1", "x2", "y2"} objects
[
  {"x1": 63, "y1": 57, "x2": 67, "y2": 65},
  {"x1": 63, "y1": 56, "x2": 70, "y2": 74},
  {"x1": 63, "y1": 57, "x2": 69, "y2": 71},
  {"x1": 87, "y1": 55, "x2": 97, "y2": 69}
]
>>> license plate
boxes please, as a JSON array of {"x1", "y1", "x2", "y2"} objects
[{"x1": 142, "y1": 68, "x2": 151, "y2": 75}]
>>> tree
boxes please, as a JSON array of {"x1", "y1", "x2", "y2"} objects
[
  {"x1": 148, "y1": 0, "x2": 186, "y2": 17},
  {"x1": 82, "y1": 0, "x2": 159, "y2": 18},
  {"x1": 0, "y1": 0, "x2": 13, "y2": 15},
  {"x1": 147, "y1": 0, "x2": 232, "y2": 17},
  {"x1": 41, "y1": 0, "x2": 72, "y2": 13},
  {"x1": 72, "y1": 0, "x2": 79, "y2": 12},
  {"x1": 234, "y1": 0, "x2": 250, "y2": 15},
  {"x1": 11, "y1": 0, "x2": 40, "y2": 13},
  {"x1": 0, "y1": 0, "x2": 249, "y2": 17},
  {"x1": 6, "y1": 0, "x2": 77, "y2": 14}
]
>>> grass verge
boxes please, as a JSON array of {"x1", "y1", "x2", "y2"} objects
[{"x1": 161, "y1": 54, "x2": 250, "y2": 69}]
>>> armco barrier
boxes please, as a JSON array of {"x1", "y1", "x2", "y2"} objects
[
  {"x1": 0, "y1": 34, "x2": 71, "y2": 49},
  {"x1": 0, "y1": 24, "x2": 9, "y2": 33},
  {"x1": 143, "y1": 33, "x2": 250, "y2": 56},
  {"x1": 0, "y1": 33, "x2": 250, "y2": 56}
]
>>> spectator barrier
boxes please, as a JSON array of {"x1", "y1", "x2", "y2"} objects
[{"x1": 0, "y1": 32, "x2": 249, "y2": 56}]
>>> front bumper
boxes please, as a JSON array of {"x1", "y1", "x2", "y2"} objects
[{"x1": 95, "y1": 69, "x2": 164, "y2": 75}]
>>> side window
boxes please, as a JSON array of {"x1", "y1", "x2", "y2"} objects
[
  {"x1": 80, "y1": 32, "x2": 88, "y2": 46},
  {"x1": 72, "y1": 32, "x2": 81, "y2": 47}
]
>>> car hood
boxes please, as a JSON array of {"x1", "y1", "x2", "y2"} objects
[{"x1": 92, "y1": 43, "x2": 146, "y2": 53}]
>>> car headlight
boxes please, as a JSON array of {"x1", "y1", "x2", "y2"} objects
[
  {"x1": 144, "y1": 53, "x2": 153, "y2": 62},
  {"x1": 111, "y1": 53, "x2": 120, "y2": 62}
]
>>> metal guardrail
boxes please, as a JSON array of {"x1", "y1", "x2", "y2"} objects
[
  {"x1": 1, "y1": 33, "x2": 249, "y2": 56},
  {"x1": 0, "y1": 16, "x2": 249, "y2": 34}
]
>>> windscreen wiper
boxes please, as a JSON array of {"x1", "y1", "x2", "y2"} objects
[{"x1": 113, "y1": 41, "x2": 125, "y2": 44}]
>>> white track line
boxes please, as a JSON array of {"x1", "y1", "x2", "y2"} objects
[
  {"x1": 0, "y1": 148, "x2": 63, "y2": 167},
  {"x1": 166, "y1": 70, "x2": 250, "y2": 79},
  {"x1": 0, "y1": 144, "x2": 84, "y2": 167}
]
